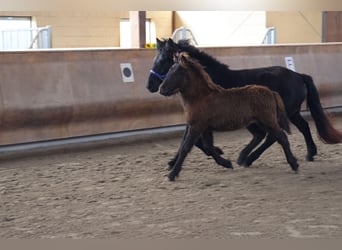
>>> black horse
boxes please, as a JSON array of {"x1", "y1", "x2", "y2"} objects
[{"x1": 147, "y1": 38, "x2": 342, "y2": 167}]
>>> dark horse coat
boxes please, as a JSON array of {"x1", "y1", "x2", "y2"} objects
[{"x1": 147, "y1": 38, "x2": 342, "y2": 166}]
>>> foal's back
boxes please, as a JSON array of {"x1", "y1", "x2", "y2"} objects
[{"x1": 200, "y1": 85, "x2": 280, "y2": 131}]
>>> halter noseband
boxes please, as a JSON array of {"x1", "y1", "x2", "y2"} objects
[{"x1": 150, "y1": 69, "x2": 168, "y2": 81}]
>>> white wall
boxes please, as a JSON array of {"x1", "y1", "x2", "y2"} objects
[{"x1": 175, "y1": 11, "x2": 267, "y2": 46}]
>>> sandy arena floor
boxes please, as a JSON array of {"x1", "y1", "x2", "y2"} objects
[{"x1": 0, "y1": 115, "x2": 342, "y2": 239}]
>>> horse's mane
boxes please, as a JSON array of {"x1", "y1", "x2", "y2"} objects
[
  {"x1": 176, "y1": 39, "x2": 230, "y2": 71},
  {"x1": 178, "y1": 52, "x2": 225, "y2": 93},
  {"x1": 158, "y1": 38, "x2": 229, "y2": 72}
]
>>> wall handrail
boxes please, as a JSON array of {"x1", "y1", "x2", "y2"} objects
[
  {"x1": 0, "y1": 25, "x2": 52, "y2": 50},
  {"x1": 262, "y1": 27, "x2": 276, "y2": 44},
  {"x1": 171, "y1": 26, "x2": 198, "y2": 45}
]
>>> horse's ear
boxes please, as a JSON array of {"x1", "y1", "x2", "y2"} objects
[
  {"x1": 166, "y1": 38, "x2": 178, "y2": 51},
  {"x1": 156, "y1": 38, "x2": 165, "y2": 50},
  {"x1": 168, "y1": 38, "x2": 175, "y2": 45}
]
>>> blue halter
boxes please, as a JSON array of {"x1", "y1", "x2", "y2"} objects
[{"x1": 150, "y1": 69, "x2": 168, "y2": 81}]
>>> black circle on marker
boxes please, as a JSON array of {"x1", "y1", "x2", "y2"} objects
[{"x1": 123, "y1": 67, "x2": 132, "y2": 77}]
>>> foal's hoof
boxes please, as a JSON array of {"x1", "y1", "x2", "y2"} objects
[
  {"x1": 222, "y1": 160, "x2": 233, "y2": 169},
  {"x1": 214, "y1": 146, "x2": 224, "y2": 155},
  {"x1": 290, "y1": 158, "x2": 299, "y2": 172},
  {"x1": 291, "y1": 163, "x2": 299, "y2": 173}
]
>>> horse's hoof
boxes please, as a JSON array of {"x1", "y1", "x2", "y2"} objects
[
  {"x1": 306, "y1": 155, "x2": 314, "y2": 161},
  {"x1": 241, "y1": 159, "x2": 252, "y2": 168},
  {"x1": 167, "y1": 173, "x2": 176, "y2": 181},
  {"x1": 236, "y1": 157, "x2": 246, "y2": 166},
  {"x1": 167, "y1": 160, "x2": 176, "y2": 167}
]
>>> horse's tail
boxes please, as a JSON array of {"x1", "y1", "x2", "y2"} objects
[
  {"x1": 302, "y1": 74, "x2": 342, "y2": 143},
  {"x1": 273, "y1": 92, "x2": 291, "y2": 134}
]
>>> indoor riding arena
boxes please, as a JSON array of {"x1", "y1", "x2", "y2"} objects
[{"x1": 1, "y1": 10, "x2": 342, "y2": 239}]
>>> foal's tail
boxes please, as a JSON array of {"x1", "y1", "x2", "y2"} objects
[
  {"x1": 302, "y1": 74, "x2": 342, "y2": 143},
  {"x1": 273, "y1": 92, "x2": 291, "y2": 134}
]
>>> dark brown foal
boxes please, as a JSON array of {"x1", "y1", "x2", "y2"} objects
[{"x1": 159, "y1": 52, "x2": 298, "y2": 181}]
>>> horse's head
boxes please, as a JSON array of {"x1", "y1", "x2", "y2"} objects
[
  {"x1": 159, "y1": 52, "x2": 190, "y2": 96},
  {"x1": 146, "y1": 38, "x2": 179, "y2": 93}
]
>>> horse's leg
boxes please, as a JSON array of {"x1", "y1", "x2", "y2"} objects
[
  {"x1": 289, "y1": 111, "x2": 317, "y2": 161},
  {"x1": 167, "y1": 127, "x2": 223, "y2": 169},
  {"x1": 201, "y1": 130, "x2": 233, "y2": 169},
  {"x1": 167, "y1": 128, "x2": 201, "y2": 181},
  {"x1": 272, "y1": 130, "x2": 299, "y2": 172},
  {"x1": 237, "y1": 123, "x2": 266, "y2": 165},
  {"x1": 242, "y1": 134, "x2": 276, "y2": 167}
]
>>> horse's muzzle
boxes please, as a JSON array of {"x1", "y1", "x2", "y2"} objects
[
  {"x1": 147, "y1": 84, "x2": 159, "y2": 93},
  {"x1": 146, "y1": 76, "x2": 161, "y2": 93}
]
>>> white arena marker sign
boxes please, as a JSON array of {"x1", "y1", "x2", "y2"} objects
[
  {"x1": 120, "y1": 63, "x2": 135, "y2": 83},
  {"x1": 285, "y1": 56, "x2": 296, "y2": 72}
]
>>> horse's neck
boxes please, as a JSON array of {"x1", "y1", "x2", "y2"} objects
[
  {"x1": 180, "y1": 45, "x2": 250, "y2": 88},
  {"x1": 185, "y1": 50, "x2": 223, "y2": 72},
  {"x1": 185, "y1": 50, "x2": 233, "y2": 84}
]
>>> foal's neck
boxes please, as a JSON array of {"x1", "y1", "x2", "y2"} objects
[{"x1": 181, "y1": 74, "x2": 222, "y2": 103}]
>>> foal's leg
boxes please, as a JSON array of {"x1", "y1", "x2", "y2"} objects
[
  {"x1": 201, "y1": 130, "x2": 233, "y2": 169},
  {"x1": 237, "y1": 123, "x2": 266, "y2": 165},
  {"x1": 167, "y1": 126, "x2": 223, "y2": 169},
  {"x1": 167, "y1": 125, "x2": 189, "y2": 169},
  {"x1": 242, "y1": 134, "x2": 277, "y2": 167},
  {"x1": 167, "y1": 128, "x2": 201, "y2": 181},
  {"x1": 197, "y1": 132, "x2": 224, "y2": 155},
  {"x1": 244, "y1": 131, "x2": 298, "y2": 172},
  {"x1": 289, "y1": 111, "x2": 317, "y2": 161}
]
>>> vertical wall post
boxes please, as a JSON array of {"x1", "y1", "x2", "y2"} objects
[
  {"x1": 322, "y1": 11, "x2": 342, "y2": 42},
  {"x1": 129, "y1": 11, "x2": 146, "y2": 48}
]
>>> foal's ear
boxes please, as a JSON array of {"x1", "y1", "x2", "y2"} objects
[
  {"x1": 173, "y1": 52, "x2": 180, "y2": 63},
  {"x1": 178, "y1": 53, "x2": 189, "y2": 66}
]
